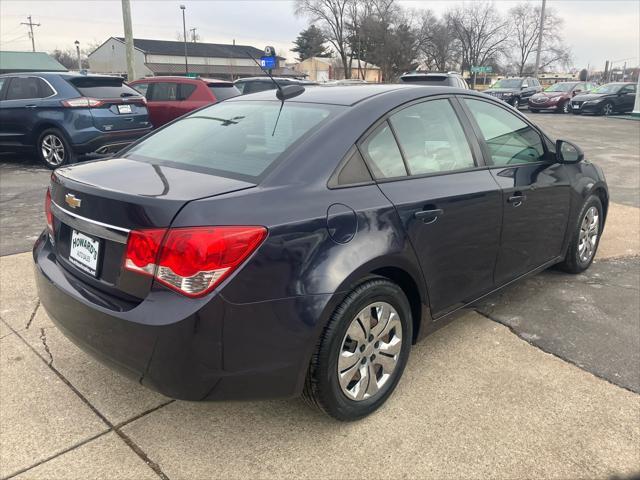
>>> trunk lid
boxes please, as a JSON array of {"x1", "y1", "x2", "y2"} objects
[
  {"x1": 67, "y1": 76, "x2": 151, "y2": 132},
  {"x1": 49, "y1": 158, "x2": 256, "y2": 300}
]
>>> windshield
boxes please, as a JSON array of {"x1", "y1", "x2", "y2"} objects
[
  {"x1": 492, "y1": 79, "x2": 522, "y2": 89},
  {"x1": 591, "y1": 84, "x2": 621, "y2": 94},
  {"x1": 125, "y1": 100, "x2": 343, "y2": 181},
  {"x1": 544, "y1": 83, "x2": 575, "y2": 92}
]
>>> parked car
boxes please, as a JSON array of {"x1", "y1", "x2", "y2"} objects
[
  {"x1": 570, "y1": 82, "x2": 637, "y2": 116},
  {"x1": 35, "y1": 84, "x2": 608, "y2": 421},
  {"x1": 234, "y1": 76, "x2": 317, "y2": 95},
  {"x1": 129, "y1": 76, "x2": 240, "y2": 128},
  {"x1": 528, "y1": 81, "x2": 597, "y2": 113},
  {"x1": 0, "y1": 72, "x2": 151, "y2": 169},
  {"x1": 484, "y1": 77, "x2": 542, "y2": 108},
  {"x1": 399, "y1": 72, "x2": 469, "y2": 89}
]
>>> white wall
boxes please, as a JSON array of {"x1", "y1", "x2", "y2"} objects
[
  {"x1": 145, "y1": 54, "x2": 255, "y2": 67},
  {"x1": 88, "y1": 38, "x2": 152, "y2": 79}
]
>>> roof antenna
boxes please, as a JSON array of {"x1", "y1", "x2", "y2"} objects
[{"x1": 246, "y1": 51, "x2": 285, "y2": 136}]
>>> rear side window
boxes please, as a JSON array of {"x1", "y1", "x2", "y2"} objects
[
  {"x1": 179, "y1": 83, "x2": 197, "y2": 100},
  {"x1": 125, "y1": 100, "x2": 342, "y2": 181},
  {"x1": 132, "y1": 82, "x2": 149, "y2": 97},
  {"x1": 69, "y1": 76, "x2": 140, "y2": 98},
  {"x1": 389, "y1": 99, "x2": 475, "y2": 175},
  {"x1": 208, "y1": 84, "x2": 240, "y2": 101},
  {"x1": 5, "y1": 77, "x2": 54, "y2": 100},
  {"x1": 464, "y1": 98, "x2": 545, "y2": 166},
  {"x1": 360, "y1": 122, "x2": 407, "y2": 179}
]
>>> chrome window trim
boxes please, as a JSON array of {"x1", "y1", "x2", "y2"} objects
[{"x1": 51, "y1": 201, "x2": 130, "y2": 244}]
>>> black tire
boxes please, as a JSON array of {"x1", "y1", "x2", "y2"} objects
[
  {"x1": 600, "y1": 102, "x2": 614, "y2": 116},
  {"x1": 37, "y1": 128, "x2": 75, "y2": 169},
  {"x1": 558, "y1": 101, "x2": 570, "y2": 114},
  {"x1": 556, "y1": 195, "x2": 603, "y2": 274},
  {"x1": 530, "y1": 108, "x2": 539, "y2": 113},
  {"x1": 511, "y1": 97, "x2": 520, "y2": 109},
  {"x1": 303, "y1": 279, "x2": 413, "y2": 421}
]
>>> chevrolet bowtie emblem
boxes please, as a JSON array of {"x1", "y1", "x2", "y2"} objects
[{"x1": 65, "y1": 193, "x2": 81, "y2": 209}]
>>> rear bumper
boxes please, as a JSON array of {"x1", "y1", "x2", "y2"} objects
[
  {"x1": 72, "y1": 127, "x2": 152, "y2": 155},
  {"x1": 33, "y1": 232, "x2": 329, "y2": 401}
]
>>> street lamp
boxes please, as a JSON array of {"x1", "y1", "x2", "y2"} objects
[
  {"x1": 74, "y1": 40, "x2": 81, "y2": 71},
  {"x1": 180, "y1": 5, "x2": 188, "y2": 75}
]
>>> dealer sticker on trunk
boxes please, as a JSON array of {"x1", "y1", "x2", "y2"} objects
[{"x1": 69, "y1": 230, "x2": 100, "y2": 276}]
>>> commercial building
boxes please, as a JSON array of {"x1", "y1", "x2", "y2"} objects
[
  {"x1": 0, "y1": 51, "x2": 67, "y2": 74},
  {"x1": 88, "y1": 37, "x2": 297, "y2": 80},
  {"x1": 294, "y1": 56, "x2": 381, "y2": 83}
]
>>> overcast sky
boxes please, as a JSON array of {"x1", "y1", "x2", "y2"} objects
[{"x1": 1, "y1": 0, "x2": 638, "y2": 71}]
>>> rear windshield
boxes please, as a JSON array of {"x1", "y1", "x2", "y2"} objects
[
  {"x1": 124, "y1": 100, "x2": 343, "y2": 181},
  {"x1": 68, "y1": 76, "x2": 142, "y2": 98},
  {"x1": 208, "y1": 84, "x2": 241, "y2": 101},
  {"x1": 401, "y1": 75, "x2": 448, "y2": 84}
]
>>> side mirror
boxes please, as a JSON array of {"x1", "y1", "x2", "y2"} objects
[{"x1": 556, "y1": 139, "x2": 584, "y2": 164}]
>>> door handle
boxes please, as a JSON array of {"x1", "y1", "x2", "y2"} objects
[
  {"x1": 25, "y1": 105, "x2": 37, "y2": 109},
  {"x1": 507, "y1": 192, "x2": 526, "y2": 207},
  {"x1": 414, "y1": 208, "x2": 443, "y2": 224}
]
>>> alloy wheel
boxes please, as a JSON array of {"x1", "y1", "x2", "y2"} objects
[
  {"x1": 41, "y1": 134, "x2": 66, "y2": 167},
  {"x1": 578, "y1": 206, "x2": 599, "y2": 263},
  {"x1": 512, "y1": 98, "x2": 519, "y2": 109},
  {"x1": 602, "y1": 103, "x2": 613, "y2": 116},
  {"x1": 562, "y1": 102, "x2": 570, "y2": 113},
  {"x1": 337, "y1": 301, "x2": 402, "y2": 401}
]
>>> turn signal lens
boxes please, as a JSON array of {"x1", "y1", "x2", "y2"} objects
[
  {"x1": 45, "y1": 188, "x2": 54, "y2": 235},
  {"x1": 124, "y1": 226, "x2": 267, "y2": 298}
]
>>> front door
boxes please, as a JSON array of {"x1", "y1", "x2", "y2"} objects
[
  {"x1": 462, "y1": 97, "x2": 571, "y2": 284},
  {"x1": 359, "y1": 98, "x2": 503, "y2": 317}
]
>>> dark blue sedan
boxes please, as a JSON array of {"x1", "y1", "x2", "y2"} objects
[
  {"x1": 34, "y1": 84, "x2": 608, "y2": 420},
  {"x1": 0, "y1": 72, "x2": 151, "y2": 168}
]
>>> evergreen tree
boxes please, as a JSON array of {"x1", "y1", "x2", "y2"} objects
[{"x1": 291, "y1": 25, "x2": 330, "y2": 61}]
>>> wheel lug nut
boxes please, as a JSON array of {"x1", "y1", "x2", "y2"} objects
[
  {"x1": 374, "y1": 341, "x2": 380, "y2": 348},
  {"x1": 359, "y1": 345, "x2": 366, "y2": 352},
  {"x1": 361, "y1": 358, "x2": 367, "y2": 365},
  {"x1": 370, "y1": 354, "x2": 376, "y2": 361},
  {"x1": 368, "y1": 335, "x2": 374, "y2": 342}
]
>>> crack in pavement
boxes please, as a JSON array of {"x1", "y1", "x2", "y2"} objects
[
  {"x1": 25, "y1": 301, "x2": 40, "y2": 330},
  {"x1": 0, "y1": 320, "x2": 174, "y2": 480},
  {"x1": 39, "y1": 327, "x2": 53, "y2": 367},
  {"x1": 474, "y1": 308, "x2": 639, "y2": 396}
]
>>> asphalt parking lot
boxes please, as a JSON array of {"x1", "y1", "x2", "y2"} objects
[{"x1": 0, "y1": 112, "x2": 639, "y2": 479}]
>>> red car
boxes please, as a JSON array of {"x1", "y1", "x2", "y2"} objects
[
  {"x1": 129, "y1": 76, "x2": 240, "y2": 128},
  {"x1": 528, "y1": 81, "x2": 596, "y2": 113}
]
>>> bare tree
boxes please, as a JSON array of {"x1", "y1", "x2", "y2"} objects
[
  {"x1": 419, "y1": 11, "x2": 460, "y2": 72},
  {"x1": 295, "y1": 0, "x2": 353, "y2": 79},
  {"x1": 445, "y1": 2, "x2": 511, "y2": 79},
  {"x1": 509, "y1": 3, "x2": 571, "y2": 75}
]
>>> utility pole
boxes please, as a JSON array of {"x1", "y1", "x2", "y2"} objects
[
  {"x1": 533, "y1": 0, "x2": 546, "y2": 78},
  {"x1": 21, "y1": 15, "x2": 40, "y2": 52},
  {"x1": 180, "y1": 5, "x2": 188, "y2": 75},
  {"x1": 632, "y1": 69, "x2": 640, "y2": 118},
  {"x1": 121, "y1": 0, "x2": 136, "y2": 80},
  {"x1": 74, "y1": 40, "x2": 81, "y2": 70},
  {"x1": 189, "y1": 27, "x2": 197, "y2": 42}
]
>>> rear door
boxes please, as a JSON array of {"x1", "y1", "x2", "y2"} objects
[
  {"x1": 67, "y1": 76, "x2": 148, "y2": 132},
  {"x1": 361, "y1": 97, "x2": 503, "y2": 317},
  {"x1": 461, "y1": 97, "x2": 571, "y2": 284},
  {"x1": 144, "y1": 81, "x2": 180, "y2": 127},
  {"x1": 0, "y1": 76, "x2": 54, "y2": 147}
]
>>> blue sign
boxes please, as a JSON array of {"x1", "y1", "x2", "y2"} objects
[{"x1": 260, "y1": 56, "x2": 277, "y2": 69}]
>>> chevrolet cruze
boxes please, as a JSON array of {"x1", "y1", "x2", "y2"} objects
[{"x1": 34, "y1": 85, "x2": 608, "y2": 421}]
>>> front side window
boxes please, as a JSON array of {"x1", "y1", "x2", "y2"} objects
[
  {"x1": 464, "y1": 98, "x2": 545, "y2": 166},
  {"x1": 149, "y1": 82, "x2": 179, "y2": 101},
  {"x1": 125, "y1": 100, "x2": 342, "y2": 181},
  {"x1": 360, "y1": 122, "x2": 406, "y2": 179},
  {"x1": 389, "y1": 99, "x2": 475, "y2": 175},
  {"x1": 621, "y1": 85, "x2": 636, "y2": 94}
]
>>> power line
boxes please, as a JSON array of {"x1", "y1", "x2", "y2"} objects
[{"x1": 20, "y1": 15, "x2": 40, "y2": 52}]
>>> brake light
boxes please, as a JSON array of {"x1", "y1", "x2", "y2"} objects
[
  {"x1": 61, "y1": 97, "x2": 105, "y2": 108},
  {"x1": 45, "y1": 188, "x2": 54, "y2": 235},
  {"x1": 124, "y1": 226, "x2": 267, "y2": 297}
]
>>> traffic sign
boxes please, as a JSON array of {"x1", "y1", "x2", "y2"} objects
[{"x1": 471, "y1": 66, "x2": 492, "y2": 74}]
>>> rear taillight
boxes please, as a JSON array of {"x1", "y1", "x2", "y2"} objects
[
  {"x1": 61, "y1": 97, "x2": 105, "y2": 108},
  {"x1": 124, "y1": 226, "x2": 267, "y2": 297},
  {"x1": 45, "y1": 188, "x2": 54, "y2": 235}
]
